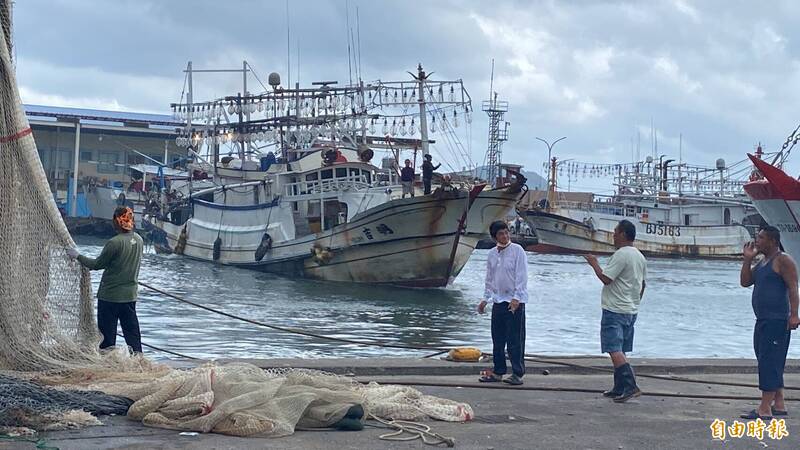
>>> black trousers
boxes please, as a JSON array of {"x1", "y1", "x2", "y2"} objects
[
  {"x1": 97, "y1": 300, "x2": 142, "y2": 353},
  {"x1": 423, "y1": 178, "x2": 432, "y2": 195},
  {"x1": 491, "y1": 302, "x2": 526, "y2": 377}
]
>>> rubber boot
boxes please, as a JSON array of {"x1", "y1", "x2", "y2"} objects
[
  {"x1": 603, "y1": 366, "x2": 623, "y2": 398},
  {"x1": 613, "y1": 363, "x2": 642, "y2": 403}
]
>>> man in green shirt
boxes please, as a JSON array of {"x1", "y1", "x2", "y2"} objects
[{"x1": 67, "y1": 206, "x2": 144, "y2": 353}]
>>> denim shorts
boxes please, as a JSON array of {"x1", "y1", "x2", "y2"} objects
[{"x1": 601, "y1": 309, "x2": 637, "y2": 353}]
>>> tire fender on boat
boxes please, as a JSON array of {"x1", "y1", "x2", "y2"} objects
[{"x1": 254, "y1": 233, "x2": 273, "y2": 261}]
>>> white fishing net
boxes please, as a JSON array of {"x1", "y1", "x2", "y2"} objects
[{"x1": 0, "y1": 2, "x2": 472, "y2": 437}]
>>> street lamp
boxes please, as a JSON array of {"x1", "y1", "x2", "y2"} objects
[{"x1": 535, "y1": 136, "x2": 566, "y2": 189}]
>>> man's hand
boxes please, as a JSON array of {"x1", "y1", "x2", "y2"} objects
[
  {"x1": 583, "y1": 254, "x2": 599, "y2": 267},
  {"x1": 477, "y1": 300, "x2": 488, "y2": 314},
  {"x1": 509, "y1": 299, "x2": 520, "y2": 313},
  {"x1": 743, "y1": 241, "x2": 758, "y2": 260},
  {"x1": 66, "y1": 248, "x2": 79, "y2": 260},
  {"x1": 789, "y1": 315, "x2": 800, "y2": 331}
]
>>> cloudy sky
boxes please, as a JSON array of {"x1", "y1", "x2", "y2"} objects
[{"x1": 11, "y1": 0, "x2": 800, "y2": 193}]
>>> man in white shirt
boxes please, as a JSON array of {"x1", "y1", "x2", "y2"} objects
[
  {"x1": 584, "y1": 219, "x2": 647, "y2": 403},
  {"x1": 478, "y1": 221, "x2": 529, "y2": 385}
]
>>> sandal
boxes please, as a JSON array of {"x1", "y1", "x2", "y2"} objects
[
  {"x1": 478, "y1": 374, "x2": 503, "y2": 383},
  {"x1": 771, "y1": 407, "x2": 788, "y2": 416},
  {"x1": 740, "y1": 409, "x2": 773, "y2": 421},
  {"x1": 502, "y1": 374, "x2": 524, "y2": 386}
]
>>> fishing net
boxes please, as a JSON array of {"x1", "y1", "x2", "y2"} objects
[{"x1": 0, "y1": 1, "x2": 472, "y2": 437}]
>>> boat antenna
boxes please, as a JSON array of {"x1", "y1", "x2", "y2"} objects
[
  {"x1": 350, "y1": 28, "x2": 358, "y2": 85},
  {"x1": 356, "y1": 5, "x2": 363, "y2": 82},
  {"x1": 286, "y1": 0, "x2": 291, "y2": 87},
  {"x1": 346, "y1": 0, "x2": 353, "y2": 86},
  {"x1": 297, "y1": 39, "x2": 300, "y2": 86}
]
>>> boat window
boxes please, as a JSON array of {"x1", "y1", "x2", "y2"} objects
[
  {"x1": 306, "y1": 172, "x2": 318, "y2": 181},
  {"x1": 684, "y1": 214, "x2": 691, "y2": 226},
  {"x1": 321, "y1": 169, "x2": 333, "y2": 180},
  {"x1": 349, "y1": 168, "x2": 359, "y2": 177},
  {"x1": 724, "y1": 208, "x2": 731, "y2": 225},
  {"x1": 336, "y1": 168, "x2": 347, "y2": 178},
  {"x1": 363, "y1": 170, "x2": 371, "y2": 184}
]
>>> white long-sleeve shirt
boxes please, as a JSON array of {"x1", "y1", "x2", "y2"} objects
[{"x1": 484, "y1": 243, "x2": 529, "y2": 304}]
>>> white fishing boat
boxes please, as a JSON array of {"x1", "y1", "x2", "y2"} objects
[
  {"x1": 144, "y1": 64, "x2": 526, "y2": 286},
  {"x1": 85, "y1": 164, "x2": 213, "y2": 226},
  {"x1": 525, "y1": 155, "x2": 760, "y2": 259}
]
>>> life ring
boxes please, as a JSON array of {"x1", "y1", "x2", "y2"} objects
[{"x1": 254, "y1": 233, "x2": 273, "y2": 261}]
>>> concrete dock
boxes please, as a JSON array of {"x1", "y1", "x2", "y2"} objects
[{"x1": 5, "y1": 357, "x2": 800, "y2": 449}]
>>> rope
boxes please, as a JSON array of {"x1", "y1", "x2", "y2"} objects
[
  {"x1": 363, "y1": 380, "x2": 800, "y2": 402},
  {"x1": 370, "y1": 414, "x2": 455, "y2": 447},
  {"x1": 139, "y1": 282, "x2": 453, "y2": 352},
  {"x1": 522, "y1": 356, "x2": 800, "y2": 391},
  {"x1": 0, "y1": 126, "x2": 31, "y2": 143},
  {"x1": 114, "y1": 332, "x2": 201, "y2": 360},
  {"x1": 138, "y1": 281, "x2": 800, "y2": 391}
]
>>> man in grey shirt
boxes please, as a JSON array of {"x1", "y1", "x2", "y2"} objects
[{"x1": 585, "y1": 219, "x2": 647, "y2": 403}]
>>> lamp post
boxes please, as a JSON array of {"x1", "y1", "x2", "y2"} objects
[{"x1": 536, "y1": 136, "x2": 566, "y2": 189}]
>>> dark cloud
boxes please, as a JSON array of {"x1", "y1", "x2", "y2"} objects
[{"x1": 12, "y1": 0, "x2": 800, "y2": 186}]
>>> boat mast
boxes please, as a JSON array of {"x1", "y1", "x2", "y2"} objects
[
  {"x1": 546, "y1": 156, "x2": 557, "y2": 212},
  {"x1": 415, "y1": 64, "x2": 430, "y2": 156}
]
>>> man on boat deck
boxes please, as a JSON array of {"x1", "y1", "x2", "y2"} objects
[
  {"x1": 400, "y1": 159, "x2": 415, "y2": 198},
  {"x1": 478, "y1": 220, "x2": 528, "y2": 385},
  {"x1": 739, "y1": 226, "x2": 800, "y2": 421},
  {"x1": 584, "y1": 219, "x2": 647, "y2": 403},
  {"x1": 67, "y1": 206, "x2": 144, "y2": 354},
  {"x1": 421, "y1": 154, "x2": 441, "y2": 195}
]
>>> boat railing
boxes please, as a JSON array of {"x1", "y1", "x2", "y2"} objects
[
  {"x1": 555, "y1": 200, "x2": 633, "y2": 217},
  {"x1": 283, "y1": 175, "x2": 372, "y2": 199}
]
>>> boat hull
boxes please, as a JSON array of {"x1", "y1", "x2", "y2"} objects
[
  {"x1": 146, "y1": 189, "x2": 475, "y2": 287},
  {"x1": 744, "y1": 155, "x2": 800, "y2": 260},
  {"x1": 526, "y1": 210, "x2": 750, "y2": 259}
]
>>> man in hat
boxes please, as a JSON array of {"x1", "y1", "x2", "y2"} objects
[
  {"x1": 67, "y1": 206, "x2": 144, "y2": 353},
  {"x1": 421, "y1": 154, "x2": 441, "y2": 195}
]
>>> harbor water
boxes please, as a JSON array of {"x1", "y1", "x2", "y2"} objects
[{"x1": 75, "y1": 236, "x2": 799, "y2": 360}]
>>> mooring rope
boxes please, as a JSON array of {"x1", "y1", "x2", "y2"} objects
[
  {"x1": 139, "y1": 281, "x2": 455, "y2": 352},
  {"x1": 138, "y1": 280, "x2": 800, "y2": 392}
]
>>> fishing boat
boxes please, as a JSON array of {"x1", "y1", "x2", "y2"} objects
[
  {"x1": 144, "y1": 64, "x2": 525, "y2": 286},
  {"x1": 743, "y1": 143, "x2": 800, "y2": 259},
  {"x1": 525, "y1": 155, "x2": 761, "y2": 258},
  {"x1": 85, "y1": 163, "x2": 213, "y2": 226}
]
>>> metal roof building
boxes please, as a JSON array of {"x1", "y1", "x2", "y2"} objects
[{"x1": 25, "y1": 104, "x2": 182, "y2": 196}]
